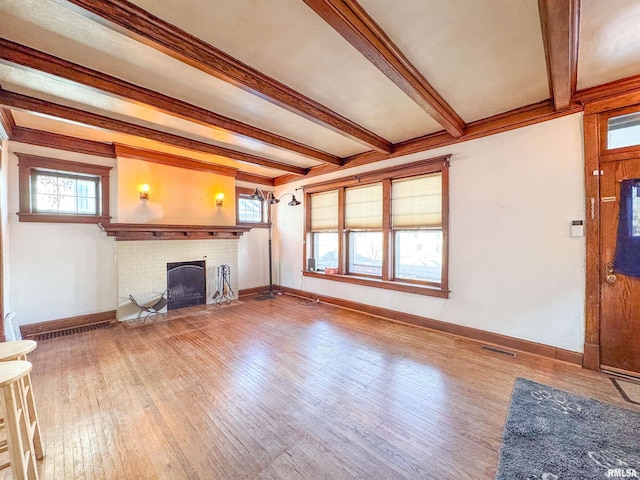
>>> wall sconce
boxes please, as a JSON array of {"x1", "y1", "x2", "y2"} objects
[
  {"x1": 215, "y1": 192, "x2": 224, "y2": 207},
  {"x1": 139, "y1": 184, "x2": 150, "y2": 200}
]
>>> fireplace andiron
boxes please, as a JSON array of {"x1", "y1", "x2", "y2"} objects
[{"x1": 212, "y1": 265, "x2": 233, "y2": 304}]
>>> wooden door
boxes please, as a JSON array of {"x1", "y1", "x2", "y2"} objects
[{"x1": 600, "y1": 157, "x2": 640, "y2": 376}]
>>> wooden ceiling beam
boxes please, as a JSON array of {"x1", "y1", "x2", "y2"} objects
[
  {"x1": 538, "y1": 0, "x2": 581, "y2": 111},
  {"x1": 57, "y1": 0, "x2": 392, "y2": 154},
  {"x1": 0, "y1": 89, "x2": 308, "y2": 175},
  {"x1": 0, "y1": 38, "x2": 341, "y2": 166},
  {"x1": 303, "y1": 0, "x2": 465, "y2": 137}
]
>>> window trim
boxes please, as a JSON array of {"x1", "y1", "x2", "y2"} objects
[
  {"x1": 235, "y1": 186, "x2": 269, "y2": 228},
  {"x1": 303, "y1": 155, "x2": 450, "y2": 298},
  {"x1": 16, "y1": 153, "x2": 111, "y2": 224}
]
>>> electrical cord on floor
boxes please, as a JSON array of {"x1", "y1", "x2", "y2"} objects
[
  {"x1": 297, "y1": 271, "x2": 319, "y2": 306},
  {"x1": 298, "y1": 297, "x2": 320, "y2": 306}
]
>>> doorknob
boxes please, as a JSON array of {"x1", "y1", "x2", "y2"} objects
[{"x1": 605, "y1": 263, "x2": 617, "y2": 284}]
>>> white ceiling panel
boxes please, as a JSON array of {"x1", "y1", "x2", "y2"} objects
[
  {"x1": 359, "y1": 0, "x2": 550, "y2": 122},
  {"x1": 577, "y1": 0, "x2": 640, "y2": 90}
]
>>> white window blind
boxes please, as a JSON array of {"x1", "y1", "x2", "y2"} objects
[
  {"x1": 310, "y1": 190, "x2": 338, "y2": 231},
  {"x1": 345, "y1": 183, "x2": 382, "y2": 229},
  {"x1": 392, "y1": 173, "x2": 442, "y2": 228}
]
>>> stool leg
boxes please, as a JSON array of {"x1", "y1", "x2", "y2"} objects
[
  {"x1": 2, "y1": 381, "x2": 38, "y2": 480},
  {"x1": 15, "y1": 353, "x2": 43, "y2": 461},
  {"x1": 18, "y1": 374, "x2": 43, "y2": 460}
]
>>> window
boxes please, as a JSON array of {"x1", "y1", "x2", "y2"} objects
[
  {"x1": 304, "y1": 156, "x2": 449, "y2": 298},
  {"x1": 600, "y1": 105, "x2": 640, "y2": 154},
  {"x1": 392, "y1": 174, "x2": 443, "y2": 283},
  {"x1": 236, "y1": 187, "x2": 268, "y2": 226},
  {"x1": 631, "y1": 182, "x2": 640, "y2": 237},
  {"x1": 310, "y1": 190, "x2": 338, "y2": 269},
  {"x1": 17, "y1": 153, "x2": 111, "y2": 223},
  {"x1": 238, "y1": 195, "x2": 264, "y2": 223},
  {"x1": 607, "y1": 111, "x2": 640, "y2": 150},
  {"x1": 345, "y1": 183, "x2": 382, "y2": 276},
  {"x1": 31, "y1": 170, "x2": 99, "y2": 215}
]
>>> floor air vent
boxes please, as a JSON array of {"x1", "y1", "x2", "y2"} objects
[
  {"x1": 32, "y1": 321, "x2": 112, "y2": 341},
  {"x1": 481, "y1": 345, "x2": 517, "y2": 358}
]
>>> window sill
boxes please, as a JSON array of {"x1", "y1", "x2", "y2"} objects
[
  {"x1": 238, "y1": 222, "x2": 269, "y2": 228},
  {"x1": 17, "y1": 213, "x2": 111, "y2": 224},
  {"x1": 302, "y1": 270, "x2": 448, "y2": 298}
]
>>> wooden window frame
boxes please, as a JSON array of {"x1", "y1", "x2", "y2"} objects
[
  {"x1": 599, "y1": 104, "x2": 640, "y2": 161},
  {"x1": 236, "y1": 186, "x2": 268, "y2": 228},
  {"x1": 16, "y1": 153, "x2": 111, "y2": 224},
  {"x1": 303, "y1": 155, "x2": 450, "y2": 298}
]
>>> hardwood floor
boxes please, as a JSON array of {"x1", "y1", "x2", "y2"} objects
[{"x1": 7, "y1": 295, "x2": 635, "y2": 479}]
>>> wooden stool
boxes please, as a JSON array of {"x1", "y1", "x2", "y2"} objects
[
  {"x1": 0, "y1": 341, "x2": 42, "y2": 461},
  {"x1": 0, "y1": 361, "x2": 38, "y2": 480},
  {"x1": 0, "y1": 341, "x2": 37, "y2": 363}
]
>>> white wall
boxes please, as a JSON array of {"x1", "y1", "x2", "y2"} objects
[
  {"x1": 236, "y1": 182, "x2": 273, "y2": 291},
  {"x1": 6, "y1": 143, "x2": 117, "y2": 326},
  {"x1": 274, "y1": 114, "x2": 586, "y2": 352},
  {"x1": 238, "y1": 228, "x2": 270, "y2": 290},
  {"x1": 1, "y1": 141, "x2": 17, "y2": 339}
]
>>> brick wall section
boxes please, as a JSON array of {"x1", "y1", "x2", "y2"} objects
[{"x1": 116, "y1": 239, "x2": 239, "y2": 320}]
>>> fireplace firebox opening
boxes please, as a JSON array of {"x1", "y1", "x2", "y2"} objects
[{"x1": 166, "y1": 260, "x2": 206, "y2": 310}]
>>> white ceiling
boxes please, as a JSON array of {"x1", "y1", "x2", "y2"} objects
[
  {"x1": 1, "y1": 0, "x2": 640, "y2": 179},
  {"x1": 577, "y1": 0, "x2": 640, "y2": 90}
]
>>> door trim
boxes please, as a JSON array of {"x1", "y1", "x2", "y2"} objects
[
  {"x1": 583, "y1": 100, "x2": 640, "y2": 371},
  {"x1": 583, "y1": 113, "x2": 601, "y2": 370}
]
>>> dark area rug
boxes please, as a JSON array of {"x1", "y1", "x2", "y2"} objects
[{"x1": 495, "y1": 378, "x2": 640, "y2": 480}]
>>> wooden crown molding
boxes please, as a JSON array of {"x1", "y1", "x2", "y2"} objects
[
  {"x1": 303, "y1": 0, "x2": 465, "y2": 137},
  {"x1": 99, "y1": 222, "x2": 251, "y2": 241},
  {"x1": 302, "y1": 154, "x2": 451, "y2": 193},
  {"x1": 59, "y1": 0, "x2": 392, "y2": 154},
  {"x1": 275, "y1": 99, "x2": 583, "y2": 185},
  {"x1": 236, "y1": 172, "x2": 275, "y2": 187},
  {"x1": 0, "y1": 107, "x2": 15, "y2": 140},
  {"x1": 0, "y1": 38, "x2": 341, "y2": 166},
  {"x1": 538, "y1": 0, "x2": 581, "y2": 111},
  {"x1": 0, "y1": 88, "x2": 308, "y2": 175},
  {"x1": 574, "y1": 73, "x2": 640, "y2": 114}
]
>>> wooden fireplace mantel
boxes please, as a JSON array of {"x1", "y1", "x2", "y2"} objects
[{"x1": 98, "y1": 222, "x2": 252, "y2": 241}]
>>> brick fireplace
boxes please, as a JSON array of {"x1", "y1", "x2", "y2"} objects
[
  {"x1": 98, "y1": 223, "x2": 249, "y2": 321},
  {"x1": 115, "y1": 238, "x2": 239, "y2": 320}
]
